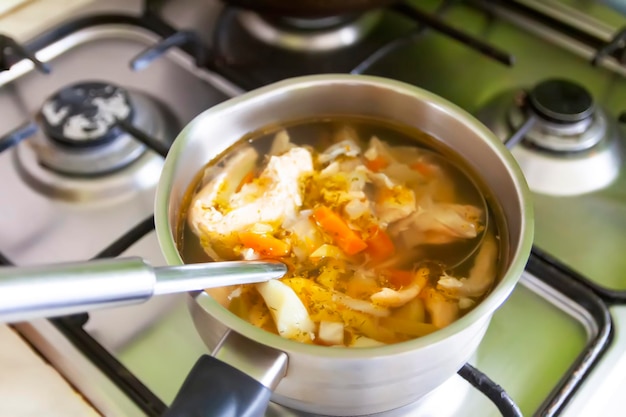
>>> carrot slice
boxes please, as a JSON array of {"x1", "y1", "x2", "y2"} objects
[
  {"x1": 312, "y1": 206, "x2": 367, "y2": 255},
  {"x1": 238, "y1": 231, "x2": 290, "y2": 258},
  {"x1": 235, "y1": 170, "x2": 255, "y2": 192},
  {"x1": 383, "y1": 267, "x2": 429, "y2": 290},
  {"x1": 383, "y1": 269, "x2": 414, "y2": 288},
  {"x1": 364, "y1": 155, "x2": 389, "y2": 172},
  {"x1": 365, "y1": 226, "x2": 395, "y2": 261},
  {"x1": 410, "y1": 161, "x2": 437, "y2": 177}
]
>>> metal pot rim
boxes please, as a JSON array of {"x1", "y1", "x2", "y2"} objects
[{"x1": 155, "y1": 73, "x2": 534, "y2": 358}]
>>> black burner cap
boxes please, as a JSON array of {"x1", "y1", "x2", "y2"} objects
[
  {"x1": 40, "y1": 81, "x2": 134, "y2": 148},
  {"x1": 528, "y1": 79, "x2": 595, "y2": 124}
]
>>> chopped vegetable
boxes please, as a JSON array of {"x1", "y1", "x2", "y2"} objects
[
  {"x1": 351, "y1": 336, "x2": 386, "y2": 348},
  {"x1": 238, "y1": 231, "x2": 290, "y2": 258},
  {"x1": 318, "y1": 321, "x2": 345, "y2": 345},
  {"x1": 410, "y1": 161, "x2": 438, "y2": 177},
  {"x1": 423, "y1": 288, "x2": 460, "y2": 328},
  {"x1": 310, "y1": 244, "x2": 346, "y2": 261},
  {"x1": 369, "y1": 268, "x2": 428, "y2": 308},
  {"x1": 383, "y1": 269, "x2": 414, "y2": 288},
  {"x1": 364, "y1": 155, "x2": 389, "y2": 172},
  {"x1": 379, "y1": 317, "x2": 438, "y2": 337},
  {"x1": 364, "y1": 226, "x2": 395, "y2": 262},
  {"x1": 393, "y1": 297, "x2": 426, "y2": 322},
  {"x1": 235, "y1": 170, "x2": 255, "y2": 192},
  {"x1": 312, "y1": 206, "x2": 368, "y2": 255},
  {"x1": 256, "y1": 280, "x2": 315, "y2": 342}
]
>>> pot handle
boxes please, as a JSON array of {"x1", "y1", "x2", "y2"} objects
[
  {"x1": 164, "y1": 354, "x2": 273, "y2": 417},
  {"x1": 165, "y1": 330, "x2": 288, "y2": 417}
]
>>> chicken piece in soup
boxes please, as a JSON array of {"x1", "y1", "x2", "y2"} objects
[{"x1": 179, "y1": 117, "x2": 502, "y2": 347}]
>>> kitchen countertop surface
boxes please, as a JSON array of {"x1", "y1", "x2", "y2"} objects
[{"x1": 0, "y1": 324, "x2": 100, "y2": 416}]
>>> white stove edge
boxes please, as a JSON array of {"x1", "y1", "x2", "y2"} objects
[{"x1": 561, "y1": 305, "x2": 626, "y2": 417}]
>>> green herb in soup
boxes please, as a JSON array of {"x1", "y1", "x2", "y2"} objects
[{"x1": 179, "y1": 118, "x2": 502, "y2": 347}]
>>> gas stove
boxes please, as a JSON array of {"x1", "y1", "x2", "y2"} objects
[{"x1": 1, "y1": 0, "x2": 625, "y2": 416}]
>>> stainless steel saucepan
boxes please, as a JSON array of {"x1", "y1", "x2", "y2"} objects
[{"x1": 153, "y1": 74, "x2": 534, "y2": 416}]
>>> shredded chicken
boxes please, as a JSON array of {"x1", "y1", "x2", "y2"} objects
[
  {"x1": 390, "y1": 197, "x2": 483, "y2": 247},
  {"x1": 423, "y1": 288, "x2": 460, "y2": 328},
  {"x1": 370, "y1": 283, "x2": 422, "y2": 308},
  {"x1": 437, "y1": 232, "x2": 498, "y2": 298},
  {"x1": 189, "y1": 147, "x2": 313, "y2": 258}
]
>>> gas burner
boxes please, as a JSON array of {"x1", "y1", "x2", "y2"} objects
[
  {"x1": 237, "y1": 11, "x2": 381, "y2": 51},
  {"x1": 512, "y1": 79, "x2": 605, "y2": 152},
  {"x1": 477, "y1": 78, "x2": 622, "y2": 196},
  {"x1": 35, "y1": 81, "x2": 151, "y2": 176},
  {"x1": 15, "y1": 81, "x2": 178, "y2": 202},
  {"x1": 41, "y1": 81, "x2": 133, "y2": 148}
]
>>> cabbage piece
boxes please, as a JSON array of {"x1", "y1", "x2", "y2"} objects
[
  {"x1": 374, "y1": 185, "x2": 416, "y2": 225},
  {"x1": 268, "y1": 129, "x2": 294, "y2": 156},
  {"x1": 310, "y1": 244, "x2": 346, "y2": 260},
  {"x1": 364, "y1": 136, "x2": 393, "y2": 162},
  {"x1": 287, "y1": 211, "x2": 325, "y2": 261},
  {"x1": 318, "y1": 140, "x2": 361, "y2": 164}
]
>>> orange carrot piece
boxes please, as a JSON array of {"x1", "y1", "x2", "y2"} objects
[
  {"x1": 364, "y1": 155, "x2": 389, "y2": 172},
  {"x1": 235, "y1": 170, "x2": 255, "y2": 192},
  {"x1": 383, "y1": 269, "x2": 415, "y2": 288},
  {"x1": 365, "y1": 226, "x2": 395, "y2": 261},
  {"x1": 238, "y1": 231, "x2": 290, "y2": 258},
  {"x1": 312, "y1": 206, "x2": 367, "y2": 255},
  {"x1": 410, "y1": 161, "x2": 437, "y2": 177}
]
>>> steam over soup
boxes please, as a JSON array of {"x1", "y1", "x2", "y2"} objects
[{"x1": 178, "y1": 117, "x2": 504, "y2": 347}]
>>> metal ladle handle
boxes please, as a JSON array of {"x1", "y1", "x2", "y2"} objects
[{"x1": 0, "y1": 257, "x2": 286, "y2": 323}]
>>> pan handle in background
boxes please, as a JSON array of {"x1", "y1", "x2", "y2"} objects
[{"x1": 165, "y1": 330, "x2": 288, "y2": 417}]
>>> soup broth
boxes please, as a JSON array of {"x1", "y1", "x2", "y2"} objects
[{"x1": 177, "y1": 116, "x2": 506, "y2": 347}]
